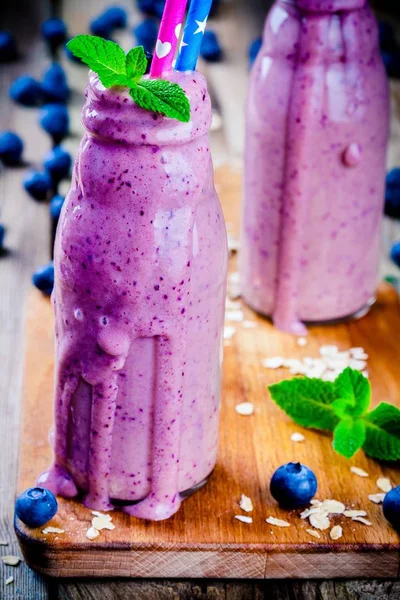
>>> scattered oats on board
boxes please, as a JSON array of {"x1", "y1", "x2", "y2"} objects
[
  {"x1": 377, "y1": 478, "x2": 392, "y2": 493},
  {"x1": 42, "y1": 526, "x2": 65, "y2": 534},
  {"x1": 92, "y1": 516, "x2": 115, "y2": 531},
  {"x1": 352, "y1": 516, "x2": 371, "y2": 526},
  {"x1": 368, "y1": 493, "x2": 386, "y2": 504},
  {"x1": 290, "y1": 432, "x2": 305, "y2": 442},
  {"x1": 239, "y1": 494, "x2": 253, "y2": 512},
  {"x1": 344, "y1": 510, "x2": 367, "y2": 518},
  {"x1": 1, "y1": 556, "x2": 21, "y2": 566},
  {"x1": 350, "y1": 466, "x2": 369, "y2": 477},
  {"x1": 306, "y1": 529, "x2": 321, "y2": 539},
  {"x1": 5, "y1": 576, "x2": 14, "y2": 586},
  {"x1": 297, "y1": 337, "x2": 307, "y2": 347},
  {"x1": 235, "y1": 402, "x2": 254, "y2": 416},
  {"x1": 309, "y1": 513, "x2": 330, "y2": 531},
  {"x1": 330, "y1": 525, "x2": 343, "y2": 540},
  {"x1": 86, "y1": 526, "x2": 100, "y2": 540},
  {"x1": 224, "y1": 325, "x2": 236, "y2": 340},
  {"x1": 234, "y1": 515, "x2": 253, "y2": 524},
  {"x1": 266, "y1": 516, "x2": 290, "y2": 527}
]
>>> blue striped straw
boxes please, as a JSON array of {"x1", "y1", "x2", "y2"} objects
[{"x1": 175, "y1": 0, "x2": 213, "y2": 72}]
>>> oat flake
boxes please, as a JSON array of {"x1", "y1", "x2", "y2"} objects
[
  {"x1": 330, "y1": 525, "x2": 343, "y2": 540},
  {"x1": 290, "y1": 432, "x2": 305, "y2": 442},
  {"x1": 350, "y1": 466, "x2": 369, "y2": 477},
  {"x1": 224, "y1": 326, "x2": 236, "y2": 340},
  {"x1": 266, "y1": 516, "x2": 290, "y2": 527},
  {"x1": 377, "y1": 477, "x2": 392, "y2": 493},
  {"x1": 91, "y1": 516, "x2": 115, "y2": 531},
  {"x1": 306, "y1": 529, "x2": 321, "y2": 539},
  {"x1": 309, "y1": 513, "x2": 330, "y2": 530},
  {"x1": 297, "y1": 337, "x2": 307, "y2": 347},
  {"x1": 5, "y1": 576, "x2": 14, "y2": 585},
  {"x1": 344, "y1": 510, "x2": 367, "y2": 518},
  {"x1": 0, "y1": 540, "x2": 8, "y2": 546},
  {"x1": 42, "y1": 527, "x2": 65, "y2": 534},
  {"x1": 234, "y1": 515, "x2": 253, "y2": 524},
  {"x1": 320, "y1": 499, "x2": 345, "y2": 514},
  {"x1": 235, "y1": 402, "x2": 254, "y2": 416},
  {"x1": 91, "y1": 511, "x2": 112, "y2": 520},
  {"x1": 86, "y1": 526, "x2": 100, "y2": 540},
  {"x1": 368, "y1": 493, "x2": 386, "y2": 504},
  {"x1": 1, "y1": 556, "x2": 21, "y2": 566},
  {"x1": 239, "y1": 494, "x2": 253, "y2": 513},
  {"x1": 262, "y1": 357, "x2": 285, "y2": 369},
  {"x1": 352, "y1": 516, "x2": 371, "y2": 525}
]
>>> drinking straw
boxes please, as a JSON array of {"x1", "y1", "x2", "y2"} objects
[
  {"x1": 175, "y1": 0, "x2": 213, "y2": 72},
  {"x1": 150, "y1": 0, "x2": 189, "y2": 77}
]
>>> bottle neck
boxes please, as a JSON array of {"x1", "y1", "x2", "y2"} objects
[{"x1": 283, "y1": 0, "x2": 366, "y2": 13}]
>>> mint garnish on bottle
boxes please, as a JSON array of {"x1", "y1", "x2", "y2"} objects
[
  {"x1": 67, "y1": 35, "x2": 191, "y2": 123},
  {"x1": 269, "y1": 367, "x2": 400, "y2": 461}
]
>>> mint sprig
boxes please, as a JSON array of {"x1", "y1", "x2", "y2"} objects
[
  {"x1": 66, "y1": 35, "x2": 190, "y2": 123},
  {"x1": 269, "y1": 367, "x2": 400, "y2": 461}
]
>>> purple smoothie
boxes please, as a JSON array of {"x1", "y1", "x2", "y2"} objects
[
  {"x1": 38, "y1": 71, "x2": 228, "y2": 520},
  {"x1": 240, "y1": 0, "x2": 389, "y2": 334}
]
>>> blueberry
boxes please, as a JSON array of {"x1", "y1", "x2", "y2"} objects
[
  {"x1": 385, "y1": 168, "x2": 400, "y2": 219},
  {"x1": 144, "y1": 51, "x2": 153, "y2": 74},
  {"x1": 39, "y1": 104, "x2": 69, "y2": 144},
  {"x1": 382, "y1": 49, "x2": 400, "y2": 79},
  {"x1": 391, "y1": 241, "x2": 400, "y2": 268},
  {"x1": 15, "y1": 487, "x2": 58, "y2": 528},
  {"x1": 41, "y1": 18, "x2": 67, "y2": 52},
  {"x1": 383, "y1": 486, "x2": 400, "y2": 531},
  {"x1": 379, "y1": 21, "x2": 397, "y2": 53},
  {"x1": 249, "y1": 38, "x2": 262, "y2": 69},
  {"x1": 133, "y1": 18, "x2": 158, "y2": 53},
  {"x1": 0, "y1": 131, "x2": 23, "y2": 166},
  {"x1": 210, "y1": 0, "x2": 221, "y2": 17},
  {"x1": 49, "y1": 194, "x2": 65, "y2": 219},
  {"x1": 137, "y1": 0, "x2": 165, "y2": 18},
  {"x1": 200, "y1": 30, "x2": 222, "y2": 63},
  {"x1": 44, "y1": 146, "x2": 71, "y2": 183},
  {"x1": 42, "y1": 63, "x2": 70, "y2": 104},
  {"x1": 64, "y1": 38, "x2": 83, "y2": 64},
  {"x1": 32, "y1": 261, "x2": 54, "y2": 295},
  {"x1": 0, "y1": 31, "x2": 18, "y2": 62},
  {"x1": 103, "y1": 6, "x2": 128, "y2": 29},
  {"x1": 270, "y1": 462, "x2": 317, "y2": 509},
  {"x1": 0, "y1": 224, "x2": 5, "y2": 250},
  {"x1": 23, "y1": 170, "x2": 53, "y2": 201},
  {"x1": 90, "y1": 14, "x2": 114, "y2": 39},
  {"x1": 10, "y1": 75, "x2": 43, "y2": 107}
]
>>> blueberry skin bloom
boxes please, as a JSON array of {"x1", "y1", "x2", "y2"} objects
[
  {"x1": 32, "y1": 261, "x2": 55, "y2": 296},
  {"x1": 0, "y1": 31, "x2": 18, "y2": 62},
  {"x1": 270, "y1": 462, "x2": 318, "y2": 509},
  {"x1": 134, "y1": 19, "x2": 158, "y2": 53},
  {"x1": 23, "y1": 171, "x2": 53, "y2": 201},
  {"x1": 383, "y1": 486, "x2": 400, "y2": 531},
  {"x1": 49, "y1": 194, "x2": 65, "y2": 219},
  {"x1": 10, "y1": 75, "x2": 43, "y2": 107},
  {"x1": 42, "y1": 63, "x2": 70, "y2": 104},
  {"x1": 39, "y1": 104, "x2": 69, "y2": 144},
  {"x1": 41, "y1": 18, "x2": 67, "y2": 51},
  {"x1": 44, "y1": 146, "x2": 71, "y2": 183},
  {"x1": 103, "y1": 6, "x2": 128, "y2": 29},
  {"x1": 90, "y1": 15, "x2": 113, "y2": 39},
  {"x1": 15, "y1": 487, "x2": 58, "y2": 528},
  {"x1": 0, "y1": 131, "x2": 23, "y2": 166}
]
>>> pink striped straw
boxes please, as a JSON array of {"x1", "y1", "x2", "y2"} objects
[{"x1": 150, "y1": 0, "x2": 189, "y2": 77}]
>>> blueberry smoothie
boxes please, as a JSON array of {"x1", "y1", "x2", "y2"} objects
[
  {"x1": 38, "y1": 71, "x2": 228, "y2": 520},
  {"x1": 240, "y1": 0, "x2": 389, "y2": 334}
]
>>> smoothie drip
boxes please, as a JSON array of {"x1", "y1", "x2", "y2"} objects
[{"x1": 38, "y1": 72, "x2": 228, "y2": 520}]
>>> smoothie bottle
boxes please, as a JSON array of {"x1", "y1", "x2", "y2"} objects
[
  {"x1": 240, "y1": 0, "x2": 389, "y2": 334},
  {"x1": 38, "y1": 70, "x2": 228, "y2": 520}
]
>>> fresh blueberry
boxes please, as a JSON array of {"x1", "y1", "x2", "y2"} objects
[
  {"x1": 383, "y1": 486, "x2": 400, "y2": 531},
  {"x1": 49, "y1": 194, "x2": 65, "y2": 219},
  {"x1": 379, "y1": 21, "x2": 397, "y2": 53},
  {"x1": 90, "y1": 14, "x2": 114, "y2": 39},
  {"x1": 200, "y1": 30, "x2": 222, "y2": 63},
  {"x1": 249, "y1": 38, "x2": 262, "y2": 69},
  {"x1": 23, "y1": 170, "x2": 53, "y2": 201},
  {"x1": 15, "y1": 487, "x2": 58, "y2": 528},
  {"x1": 0, "y1": 224, "x2": 5, "y2": 250},
  {"x1": 42, "y1": 63, "x2": 70, "y2": 104},
  {"x1": 270, "y1": 462, "x2": 318, "y2": 509},
  {"x1": 64, "y1": 38, "x2": 83, "y2": 64},
  {"x1": 41, "y1": 18, "x2": 67, "y2": 52},
  {"x1": 391, "y1": 241, "x2": 400, "y2": 268},
  {"x1": 103, "y1": 6, "x2": 128, "y2": 29},
  {"x1": 0, "y1": 131, "x2": 23, "y2": 166},
  {"x1": 382, "y1": 50, "x2": 400, "y2": 79},
  {"x1": 0, "y1": 31, "x2": 18, "y2": 62},
  {"x1": 210, "y1": 0, "x2": 221, "y2": 17},
  {"x1": 144, "y1": 51, "x2": 153, "y2": 74},
  {"x1": 137, "y1": 0, "x2": 165, "y2": 18},
  {"x1": 43, "y1": 146, "x2": 71, "y2": 183},
  {"x1": 133, "y1": 18, "x2": 158, "y2": 53},
  {"x1": 385, "y1": 168, "x2": 400, "y2": 219},
  {"x1": 10, "y1": 75, "x2": 43, "y2": 107},
  {"x1": 32, "y1": 261, "x2": 54, "y2": 295},
  {"x1": 39, "y1": 104, "x2": 69, "y2": 144}
]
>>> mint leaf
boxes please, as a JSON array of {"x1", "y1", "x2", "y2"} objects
[
  {"x1": 126, "y1": 46, "x2": 147, "y2": 82},
  {"x1": 268, "y1": 378, "x2": 339, "y2": 431},
  {"x1": 130, "y1": 79, "x2": 191, "y2": 123},
  {"x1": 364, "y1": 403, "x2": 400, "y2": 461},
  {"x1": 333, "y1": 368, "x2": 371, "y2": 418},
  {"x1": 67, "y1": 35, "x2": 128, "y2": 88},
  {"x1": 332, "y1": 418, "x2": 366, "y2": 458}
]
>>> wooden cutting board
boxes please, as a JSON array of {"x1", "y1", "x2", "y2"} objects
[{"x1": 15, "y1": 166, "x2": 400, "y2": 579}]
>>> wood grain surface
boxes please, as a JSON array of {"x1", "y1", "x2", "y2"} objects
[{"x1": 14, "y1": 164, "x2": 400, "y2": 580}]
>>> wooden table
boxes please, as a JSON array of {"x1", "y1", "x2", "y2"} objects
[{"x1": 2, "y1": 0, "x2": 400, "y2": 598}]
